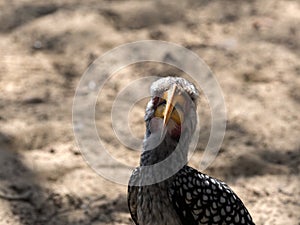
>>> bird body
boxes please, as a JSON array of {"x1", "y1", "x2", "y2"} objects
[
  {"x1": 128, "y1": 77, "x2": 255, "y2": 225},
  {"x1": 129, "y1": 171, "x2": 182, "y2": 225}
]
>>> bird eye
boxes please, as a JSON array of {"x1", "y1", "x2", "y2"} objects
[{"x1": 158, "y1": 99, "x2": 166, "y2": 107}]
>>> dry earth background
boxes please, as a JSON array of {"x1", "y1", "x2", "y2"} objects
[{"x1": 0, "y1": 0, "x2": 300, "y2": 225}]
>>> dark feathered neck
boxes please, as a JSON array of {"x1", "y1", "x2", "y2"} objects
[{"x1": 140, "y1": 129, "x2": 189, "y2": 167}]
